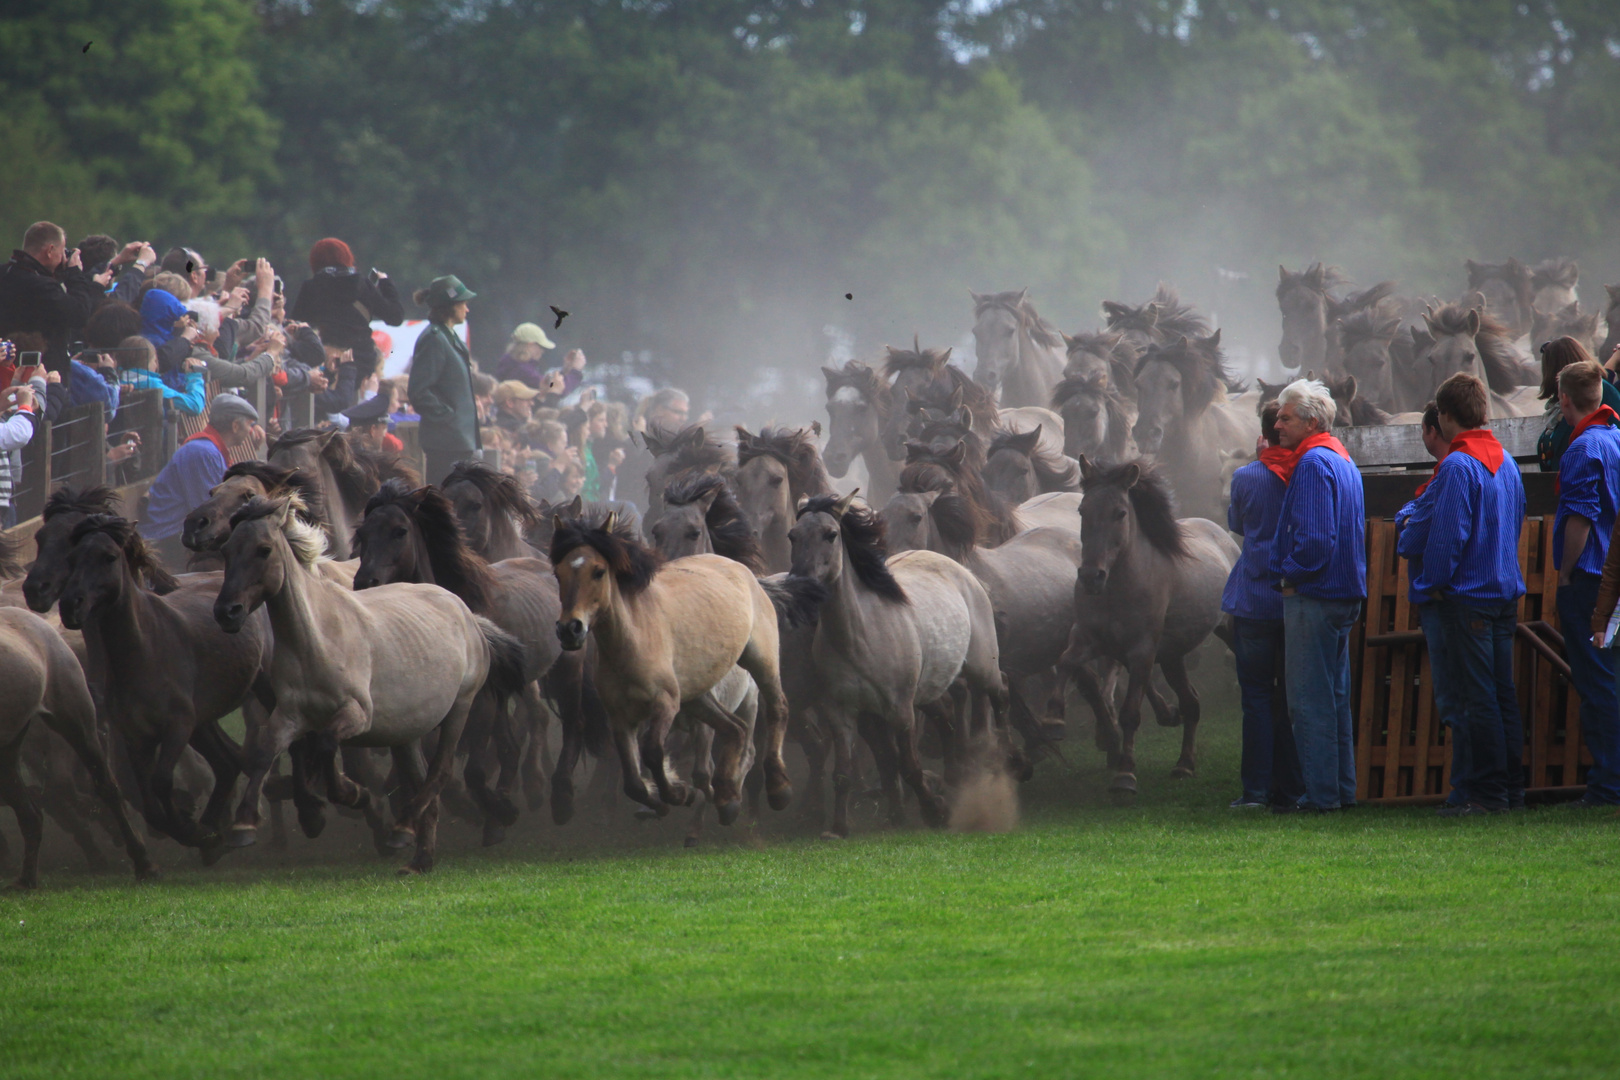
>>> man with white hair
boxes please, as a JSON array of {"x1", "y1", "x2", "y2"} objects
[{"x1": 1268, "y1": 378, "x2": 1365, "y2": 813}]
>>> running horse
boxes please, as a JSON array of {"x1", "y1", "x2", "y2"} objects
[
  {"x1": 970, "y1": 288, "x2": 1068, "y2": 409},
  {"x1": 822, "y1": 359, "x2": 901, "y2": 505},
  {"x1": 733, "y1": 425, "x2": 834, "y2": 573}
]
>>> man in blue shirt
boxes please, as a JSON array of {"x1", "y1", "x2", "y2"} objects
[
  {"x1": 141, "y1": 393, "x2": 262, "y2": 568},
  {"x1": 1399, "y1": 374, "x2": 1525, "y2": 815},
  {"x1": 1222, "y1": 401, "x2": 1303, "y2": 809},
  {"x1": 1269, "y1": 379, "x2": 1366, "y2": 813},
  {"x1": 1553, "y1": 359, "x2": 1620, "y2": 806}
]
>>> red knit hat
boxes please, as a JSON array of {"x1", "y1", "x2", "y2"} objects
[{"x1": 308, "y1": 237, "x2": 354, "y2": 271}]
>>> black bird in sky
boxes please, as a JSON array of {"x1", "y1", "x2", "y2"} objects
[
  {"x1": 82, "y1": 42, "x2": 92, "y2": 53},
  {"x1": 549, "y1": 305, "x2": 568, "y2": 330}
]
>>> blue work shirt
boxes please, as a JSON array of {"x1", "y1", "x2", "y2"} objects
[
  {"x1": 1395, "y1": 479, "x2": 1437, "y2": 605},
  {"x1": 142, "y1": 436, "x2": 226, "y2": 541},
  {"x1": 1554, "y1": 424, "x2": 1620, "y2": 575},
  {"x1": 1269, "y1": 445, "x2": 1366, "y2": 601},
  {"x1": 1400, "y1": 450, "x2": 1525, "y2": 603},
  {"x1": 1223, "y1": 459, "x2": 1285, "y2": 621}
]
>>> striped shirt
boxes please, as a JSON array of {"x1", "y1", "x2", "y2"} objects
[
  {"x1": 1269, "y1": 445, "x2": 1366, "y2": 601},
  {"x1": 1400, "y1": 451, "x2": 1525, "y2": 603},
  {"x1": 1223, "y1": 459, "x2": 1286, "y2": 620},
  {"x1": 1555, "y1": 423, "x2": 1620, "y2": 575}
]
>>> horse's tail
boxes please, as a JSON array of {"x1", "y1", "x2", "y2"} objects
[
  {"x1": 761, "y1": 574, "x2": 828, "y2": 631},
  {"x1": 476, "y1": 616, "x2": 528, "y2": 703}
]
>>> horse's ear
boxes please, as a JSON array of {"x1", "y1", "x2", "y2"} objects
[
  {"x1": 904, "y1": 440, "x2": 931, "y2": 462},
  {"x1": 696, "y1": 486, "x2": 722, "y2": 515},
  {"x1": 1279, "y1": 265, "x2": 1289, "y2": 284},
  {"x1": 833, "y1": 489, "x2": 858, "y2": 517},
  {"x1": 918, "y1": 489, "x2": 942, "y2": 507},
  {"x1": 1465, "y1": 308, "x2": 1481, "y2": 336},
  {"x1": 969, "y1": 289, "x2": 984, "y2": 303},
  {"x1": 947, "y1": 384, "x2": 963, "y2": 411},
  {"x1": 952, "y1": 406, "x2": 972, "y2": 429},
  {"x1": 1342, "y1": 374, "x2": 1357, "y2": 398},
  {"x1": 1205, "y1": 327, "x2": 1222, "y2": 348},
  {"x1": 1078, "y1": 454, "x2": 1094, "y2": 480},
  {"x1": 552, "y1": 513, "x2": 565, "y2": 535},
  {"x1": 1561, "y1": 301, "x2": 1580, "y2": 318},
  {"x1": 939, "y1": 347, "x2": 953, "y2": 366},
  {"x1": 1122, "y1": 462, "x2": 1141, "y2": 489},
  {"x1": 1411, "y1": 326, "x2": 1434, "y2": 352},
  {"x1": 1143, "y1": 307, "x2": 1159, "y2": 328},
  {"x1": 821, "y1": 365, "x2": 842, "y2": 389},
  {"x1": 676, "y1": 426, "x2": 705, "y2": 451},
  {"x1": 1607, "y1": 283, "x2": 1620, "y2": 302},
  {"x1": 603, "y1": 511, "x2": 618, "y2": 534},
  {"x1": 564, "y1": 495, "x2": 583, "y2": 517},
  {"x1": 944, "y1": 440, "x2": 967, "y2": 467},
  {"x1": 1061, "y1": 332, "x2": 1076, "y2": 350},
  {"x1": 1016, "y1": 287, "x2": 1029, "y2": 304},
  {"x1": 734, "y1": 424, "x2": 755, "y2": 446},
  {"x1": 796, "y1": 494, "x2": 810, "y2": 512}
]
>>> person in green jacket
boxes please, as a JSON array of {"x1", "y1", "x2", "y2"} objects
[
  {"x1": 1537, "y1": 336, "x2": 1620, "y2": 472},
  {"x1": 407, "y1": 275, "x2": 480, "y2": 484}
]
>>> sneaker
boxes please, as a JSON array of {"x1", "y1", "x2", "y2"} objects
[{"x1": 1228, "y1": 797, "x2": 1268, "y2": 809}]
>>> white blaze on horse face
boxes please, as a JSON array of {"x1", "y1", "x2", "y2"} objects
[
  {"x1": 832, "y1": 386, "x2": 863, "y2": 406},
  {"x1": 570, "y1": 555, "x2": 586, "y2": 568}
]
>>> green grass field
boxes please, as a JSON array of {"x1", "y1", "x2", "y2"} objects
[{"x1": 3, "y1": 678, "x2": 1619, "y2": 1079}]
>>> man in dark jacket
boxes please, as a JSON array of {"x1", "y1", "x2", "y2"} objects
[
  {"x1": 408, "y1": 275, "x2": 480, "y2": 484},
  {"x1": 291, "y1": 238, "x2": 404, "y2": 379},
  {"x1": 0, "y1": 222, "x2": 101, "y2": 375}
]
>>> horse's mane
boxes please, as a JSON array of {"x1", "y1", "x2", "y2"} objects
[
  {"x1": 972, "y1": 289, "x2": 1066, "y2": 350},
  {"x1": 1324, "y1": 374, "x2": 1391, "y2": 427},
  {"x1": 1063, "y1": 330, "x2": 1140, "y2": 390},
  {"x1": 222, "y1": 460, "x2": 328, "y2": 526},
  {"x1": 550, "y1": 514, "x2": 663, "y2": 598},
  {"x1": 230, "y1": 494, "x2": 330, "y2": 566},
  {"x1": 68, "y1": 514, "x2": 182, "y2": 592},
  {"x1": 1532, "y1": 303, "x2": 1601, "y2": 348},
  {"x1": 1329, "y1": 281, "x2": 1398, "y2": 322},
  {"x1": 1531, "y1": 257, "x2": 1579, "y2": 291},
  {"x1": 823, "y1": 359, "x2": 892, "y2": 414},
  {"x1": 43, "y1": 484, "x2": 120, "y2": 522},
  {"x1": 1134, "y1": 332, "x2": 1238, "y2": 415},
  {"x1": 663, "y1": 472, "x2": 764, "y2": 573},
  {"x1": 1276, "y1": 263, "x2": 1348, "y2": 301},
  {"x1": 1146, "y1": 284, "x2": 1210, "y2": 341},
  {"x1": 0, "y1": 530, "x2": 23, "y2": 579},
  {"x1": 885, "y1": 344, "x2": 998, "y2": 432},
  {"x1": 444, "y1": 460, "x2": 544, "y2": 530},
  {"x1": 902, "y1": 439, "x2": 1022, "y2": 546},
  {"x1": 354, "y1": 444, "x2": 423, "y2": 489},
  {"x1": 1338, "y1": 308, "x2": 1402, "y2": 350},
  {"x1": 1467, "y1": 258, "x2": 1535, "y2": 316},
  {"x1": 1051, "y1": 370, "x2": 1138, "y2": 448},
  {"x1": 271, "y1": 428, "x2": 375, "y2": 511},
  {"x1": 898, "y1": 462, "x2": 981, "y2": 561},
  {"x1": 912, "y1": 409, "x2": 986, "y2": 470},
  {"x1": 797, "y1": 495, "x2": 905, "y2": 602},
  {"x1": 1082, "y1": 461, "x2": 1188, "y2": 560},
  {"x1": 735, "y1": 425, "x2": 833, "y2": 497},
  {"x1": 987, "y1": 428, "x2": 1079, "y2": 491},
  {"x1": 364, "y1": 479, "x2": 495, "y2": 612},
  {"x1": 1425, "y1": 303, "x2": 1534, "y2": 393},
  {"x1": 642, "y1": 423, "x2": 734, "y2": 474}
]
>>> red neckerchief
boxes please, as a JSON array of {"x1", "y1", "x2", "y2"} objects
[
  {"x1": 183, "y1": 425, "x2": 229, "y2": 459},
  {"x1": 1413, "y1": 457, "x2": 1442, "y2": 498},
  {"x1": 1446, "y1": 428, "x2": 1504, "y2": 474},
  {"x1": 1276, "y1": 432, "x2": 1351, "y2": 483},
  {"x1": 1556, "y1": 405, "x2": 1620, "y2": 494},
  {"x1": 1258, "y1": 445, "x2": 1293, "y2": 484}
]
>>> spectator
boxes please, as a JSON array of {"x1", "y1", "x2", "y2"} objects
[
  {"x1": 0, "y1": 374, "x2": 44, "y2": 528},
  {"x1": 290, "y1": 238, "x2": 403, "y2": 378},
  {"x1": 407, "y1": 275, "x2": 480, "y2": 484},
  {"x1": 158, "y1": 247, "x2": 209, "y2": 300},
  {"x1": 147, "y1": 271, "x2": 192, "y2": 305},
  {"x1": 139, "y1": 288, "x2": 205, "y2": 380},
  {"x1": 115, "y1": 336, "x2": 207, "y2": 416},
  {"x1": 313, "y1": 345, "x2": 360, "y2": 422},
  {"x1": 106, "y1": 241, "x2": 157, "y2": 306},
  {"x1": 472, "y1": 372, "x2": 497, "y2": 425},
  {"x1": 1268, "y1": 378, "x2": 1365, "y2": 814},
  {"x1": 1398, "y1": 374, "x2": 1525, "y2": 815},
  {"x1": 74, "y1": 235, "x2": 118, "y2": 276},
  {"x1": 1537, "y1": 337, "x2": 1620, "y2": 472},
  {"x1": 493, "y1": 379, "x2": 541, "y2": 433},
  {"x1": 634, "y1": 386, "x2": 691, "y2": 433},
  {"x1": 343, "y1": 392, "x2": 401, "y2": 454},
  {"x1": 0, "y1": 222, "x2": 100, "y2": 375},
  {"x1": 495, "y1": 323, "x2": 556, "y2": 389},
  {"x1": 214, "y1": 258, "x2": 277, "y2": 361},
  {"x1": 1222, "y1": 401, "x2": 1302, "y2": 810},
  {"x1": 1552, "y1": 360, "x2": 1620, "y2": 807},
  {"x1": 141, "y1": 393, "x2": 262, "y2": 567},
  {"x1": 83, "y1": 301, "x2": 144, "y2": 353}
]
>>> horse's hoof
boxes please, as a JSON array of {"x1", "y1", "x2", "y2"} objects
[
  {"x1": 482, "y1": 820, "x2": 507, "y2": 847},
  {"x1": 1109, "y1": 788, "x2": 1137, "y2": 807},
  {"x1": 1109, "y1": 772, "x2": 1137, "y2": 792},
  {"x1": 766, "y1": 781, "x2": 793, "y2": 813},
  {"x1": 683, "y1": 835, "x2": 701, "y2": 849},
  {"x1": 385, "y1": 827, "x2": 415, "y2": 851},
  {"x1": 1169, "y1": 764, "x2": 1196, "y2": 780},
  {"x1": 919, "y1": 795, "x2": 949, "y2": 829},
  {"x1": 225, "y1": 827, "x2": 258, "y2": 849},
  {"x1": 820, "y1": 830, "x2": 846, "y2": 841},
  {"x1": 396, "y1": 865, "x2": 423, "y2": 878},
  {"x1": 134, "y1": 865, "x2": 161, "y2": 883},
  {"x1": 197, "y1": 842, "x2": 231, "y2": 868},
  {"x1": 716, "y1": 799, "x2": 741, "y2": 827},
  {"x1": 633, "y1": 806, "x2": 660, "y2": 822},
  {"x1": 297, "y1": 808, "x2": 327, "y2": 840},
  {"x1": 5, "y1": 878, "x2": 38, "y2": 892},
  {"x1": 1157, "y1": 708, "x2": 1183, "y2": 728}
]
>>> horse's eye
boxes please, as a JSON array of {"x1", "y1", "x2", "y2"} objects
[
  {"x1": 824, "y1": 530, "x2": 838, "y2": 541},
  {"x1": 1113, "y1": 509, "x2": 1127, "y2": 521},
  {"x1": 592, "y1": 568, "x2": 606, "y2": 580},
  {"x1": 854, "y1": 403, "x2": 867, "y2": 412},
  {"x1": 257, "y1": 545, "x2": 273, "y2": 557},
  {"x1": 102, "y1": 551, "x2": 117, "y2": 564},
  {"x1": 392, "y1": 528, "x2": 407, "y2": 540},
  {"x1": 686, "y1": 529, "x2": 700, "y2": 540},
  {"x1": 769, "y1": 475, "x2": 783, "y2": 487},
  {"x1": 910, "y1": 513, "x2": 923, "y2": 524}
]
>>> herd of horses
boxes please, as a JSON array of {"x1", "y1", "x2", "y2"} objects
[{"x1": 0, "y1": 260, "x2": 1610, "y2": 889}]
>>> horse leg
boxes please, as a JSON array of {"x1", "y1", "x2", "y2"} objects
[
  {"x1": 856, "y1": 712, "x2": 904, "y2": 827},
  {"x1": 548, "y1": 683, "x2": 584, "y2": 827},
  {"x1": 678, "y1": 694, "x2": 751, "y2": 826},
  {"x1": 824, "y1": 710, "x2": 858, "y2": 839},
  {"x1": 794, "y1": 707, "x2": 829, "y2": 825},
  {"x1": 38, "y1": 775, "x2": 109, "y2": 872},
  {"x1": 392, "y1": 743, "x2": 440, "y2": 875},
  {"x1": 230, "y1": 707, "x2": 301, "y2": 847},
  {"x1": 612, "y1": 725, "x2": 666, "y2": 817},
  {"x1": 737, "y1": 637, "x2": 793, "y2": 812},
  {"x1": 284, "y1": 735, "x2": 328, "y2": 839},
  {"x1": 1145, "y1": 678, "x2": 1180, "y2": 728},
  {"x1": 0, "y1": 731, "x2": 43, "y2": 890},
  {"x1": 460, "y1": 690, "x2": 515, "y2": 847},
  {"x1": 189, "y1": 721, "x2": 243, "y2": 839},
  {"x1": 639, "y1": 697, "x2": 692, "y2": 811},
  {"x1": 541, "y1": 658, "x2": 587, "y2": 816},
  {"x1": 337, "y1": 746, "x2": 395, "y2": 855},
  {"x1": 497, "y1": 683, "x2": 541, "y2": 817},
  {"x1": 1158, "y1": 654, "x2": 1202, "y2": 779},
  {"x1": 896, "y1": 711, "x2": 948, "y2": 829},
  {"x1": 1110, "y1": 651, "x2": 1155, "y2": 798},
  {"x1": 40, "y1": 705, "x2": 156, "y2": 882},
  {"x1": 148, "y1": 725, "x2": 215, "y2": 849}
]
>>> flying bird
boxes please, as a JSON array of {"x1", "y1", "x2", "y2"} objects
[
  {"x1": 844, "y1": 293, "x2": 853, "y2": 300},
  {"x1": 82, "y1": 41, "x2": 92, "y2": 53},
  {"x1": 549, "y1": 305, "x2": 568, "y2": 330}
]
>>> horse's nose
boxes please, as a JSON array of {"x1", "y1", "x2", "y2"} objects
[
  {"x1": 215, "y1": 600, "x2": 246, "y2": 632},
  {"x1": 557, "y1": 618, "x2": 586, "y2": 650},
  {"x1": 352, "y1": 573, "x2": 377, "y2": 591},
  {"x1": 1078, "y1": 567, "x2": 1107, "y2": 595},
  {"x1": 22, "y1": 579, "x2": 48, "y2": 613},
  {"x1": 1135, "y1": 424, "x2": 1163, "y2": 452}
]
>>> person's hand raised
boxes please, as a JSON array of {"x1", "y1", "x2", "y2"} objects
[
  {"x1": 307, "y1": 369, "x2": 330, "y2": 392},
  {"x1": 45, "y1": 370, "x2": 61, "y2": 385},
  {"x1": 113, "y1": 241, "x2": 146, "y2": 267},
  {"x1": 255, "y1": 258, "x2": 274, "y2": 296},
  {"x1": 65, "y1": 248, "x2": 83, "y2": 271}
]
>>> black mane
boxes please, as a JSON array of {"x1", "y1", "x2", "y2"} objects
[
  {"x1": 550, "y1": 514, "x2": 663, "y2": 597},
  {"x1": 67, "y1": 514, "x2": 181, "y2": 593},
  {"x1": 664, "y1": 472, "x2": 764, "y2": 573},
  {"x1": 797, "y1": 495, "x2": 906, "y2": 603},
  {"x1": 362, "y1": 479, "x2": 495, "y2": 613},
  {"x1": 444, "y1": 459, "x2": 543, "y2": 530},
  {"x1": 1081, "y1": 460, "x2": 1188, "y2": 559},
  {"x1": 43, "y1": 484, "x2": 119, "y2": 521},
  {"x1": 222, "y1": 460, "x2": 329, "y2": 525},
  {"x1": 735, "y1": 425, "x2": 833, "y2": 498}
]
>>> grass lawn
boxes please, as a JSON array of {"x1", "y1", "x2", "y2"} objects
[{"x1": 3, "y1": 676, "x2": 1619, "y2": 1079}]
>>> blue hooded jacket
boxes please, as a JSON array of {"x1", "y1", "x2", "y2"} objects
[{"x1": 140, "y1": 289, "x2": 187, "y2": 347}]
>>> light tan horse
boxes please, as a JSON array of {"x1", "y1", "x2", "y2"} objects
[
  {"x1": 214, "y1": 495, "x2": 525, "y2": 873},
  {"x1": 551, "y1": 513, "x2": 793, "y2": 824}
]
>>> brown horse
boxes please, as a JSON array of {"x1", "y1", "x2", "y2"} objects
[
  {"x1": 822, "y1": 359, "x2": 901, "y2": 505},
  {"x1": 1530, "y1": 257, "x2": 1580, "y2": 315},
  {"x1": 1274, "y1": 263, "x2": 1395, "y2": 372},
  {"x1": 1466, "y1": 258, "x2": 1535, "y2": 339},
  {"x1": 57, "y1": 515, "x2": 272, "y2": 858},
  {"x1": 182, "y1": 460, "x2": 326, "y2": 553},
  {"x1": 266, "y1": 428, "x2": 419, "y2": 560},
  {"x1": 1060, "y1": 460, "x2": 1238, "y2": 797},
  {"x1": 1402, "y1": 302, "x2": 1540, "y2": 416},
  {"x1": 1051, "y1": 370, "x2": 1137, "y2": 469},
  {"x1": 551, "y1": 514, "x2": 794, "y2": 823},
  {"x1": 1337, "y1": 308, "x2": 1404, "y2": 412},
  {"x1": 639, "y1": 424, "x2": 734, "y2": 530},
  {"x1": 733, "y1": 425, "x2": 833, "y2": 573},
  {"x1": 1103, "y1": 284, "x2": 1211, "y2": 354},
  {"x1": 983, "y1": 427, "x2": 1079, "y2": 504},
  {"x1": 1600, "y1": 284, "x2": 1620, "y2": 362},
  {"x1": 970, "y1": 288, "x2": 1068, "y2": 409},
  {"x1": 1531, "y1": 301, "x2": 1603, "y2": 358},
  {"x1": 441, "y1": 460, "x2": 547, "y2": 562},
  {"x1": 351, "y1": 479, "x2": 564, "y2": 845}
]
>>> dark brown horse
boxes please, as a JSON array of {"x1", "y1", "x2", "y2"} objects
[
  {"x1": 882, "y1": 341, "x2": 999, "y2": 459},
  {"x1": 983, "y1": 427, "x2": 1080, "y2": 504},
  {"x1": 1275, "y1": 263, "x2": 1394, "y2": 372},
  {"x1": 638, "y1": 424, "x2": 735, "y2": 531},
  {"x1": 733, "y1": 425, "x2": 833, "y2": 573},
  {"x1": 901, "y1": 440, "x2": 1023, "y2": 548},
  {"x1": 1336, "y1": 307, "x2": 1404, "y2": 412},
  {"x1": 1104, "y1": 284, "x2": 1211, "y2": 354},
  {"x1": 57, "y1": 515, "x2": 272, "y2": 858},
  {"x1": 266, "y1": 428, "x2": 419, "y2": 560},
  {"x1": 182, "y1": 460, "x2": 327, "y2": 554},
  {"x1": 1466, "y1": 258, "x2": 1535, "y2": 339},
  {"x1": 441, "y1": 460, "x2": 546, "y2": 563},
  {"x1": 1050, "y1": 370, "x2": 1137, "y2": 469}
]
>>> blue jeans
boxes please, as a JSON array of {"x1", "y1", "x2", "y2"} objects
[
  {"x1": 1430, "y1": 596, "x2": 1522, "y2": 810},
  {"x1": 1232, "y1": 616, "x2": 1303, "y2": 806},
  {"x1": 1417, "y1": 602, "x2": 1466, "y2": 804},
  {"x1": 1557, "y1": 573, "x2": 1620, "y2": 803},
  {"x1": 1284, "y1": 595, "x2": 1360, "y2": 810}
]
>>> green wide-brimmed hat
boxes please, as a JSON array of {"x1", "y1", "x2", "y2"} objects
[{"x1": 421, "y1": 274, "x2": 477, "y2": 307}]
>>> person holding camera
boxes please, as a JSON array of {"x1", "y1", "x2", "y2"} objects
[
  {"x1": 290, "y1": 238, "x2": 404, "y2": 379},
  {"x1": 0, "y1": 372, "x2": 46, "y2": 528},
  {"x1": 0, "y1": 222, "x2": 101, "y2": 376}
]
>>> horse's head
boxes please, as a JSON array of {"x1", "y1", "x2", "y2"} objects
[
  {"x1": 351, "y1": 484, "x2": 428, "y2": 590},
  {"x1": 789, "y1": 490, "x2": 859, "y2": 586},
  {"x1": 551, "y1": 512, "x2": 660, "y2": 651},
  {"x1": 58, "y1": 515, "x2": 176, "y2": 630},
  {"x1": 184, "y1": 472, "x2": 269, "y2": 553},
  {"x1": 822, "y1": 362, "x2": 887, "y2": 478},
  {"x1": 1337, "y1": 309, "x2": 1402, "y2": 411},
  {"x1": 1421, "y1": 303, "x2": 1485, "y2": 389},
  {"x1": 881, "y1": 343, "x2": 953, "y2": 460},
  {"x1": 1531, "y1": 258, "x2": 1579, "y2": 317},
  {"x1": 1276, "y1": 263, "x2": 1341, "y2": 371},
  {"x1": 1532, "y1": 301, "x2": 1602, "y2": 357},
  {"x1": 1602, "y1": 284, "x2": 1620, "y2": 363},
  {"x1": 23, "y1": 487, "x2": 120, "y2": 612},
  {"x1": 733, "y1": 428, "x2": 798, "y2": 551},
  {"x1": 970, "y1": 289, "x2": 1027, "y2": 398},
  {"x1": 1131, "y1": 350, "x2": 1185, "y2": 456},
  {"x1": 442, "y1": 473, "x2": 493, "y2": 554},
  {"x1": 983, "y1": 427, "x2": 1042, "y2": 504},
  {"x1": 1075, "y1": 458, "x2": 1138, "y2": 595},
  {"x1": 878, "y1": 490, "x2": 941, "y2": 554},
  {"x1": 1466, "y1": 258, "x2": 1533, "y2": 338},
  {"x1": 649, "y1": 485, "x2": 717, "y2": 561},
  {"x1": 216, "y1": 496, "x2": 318, "y2": 633}
]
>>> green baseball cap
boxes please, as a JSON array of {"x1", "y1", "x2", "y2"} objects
[{"x1": 421, "y1": 274, "x2": 477, "y2": 307}]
